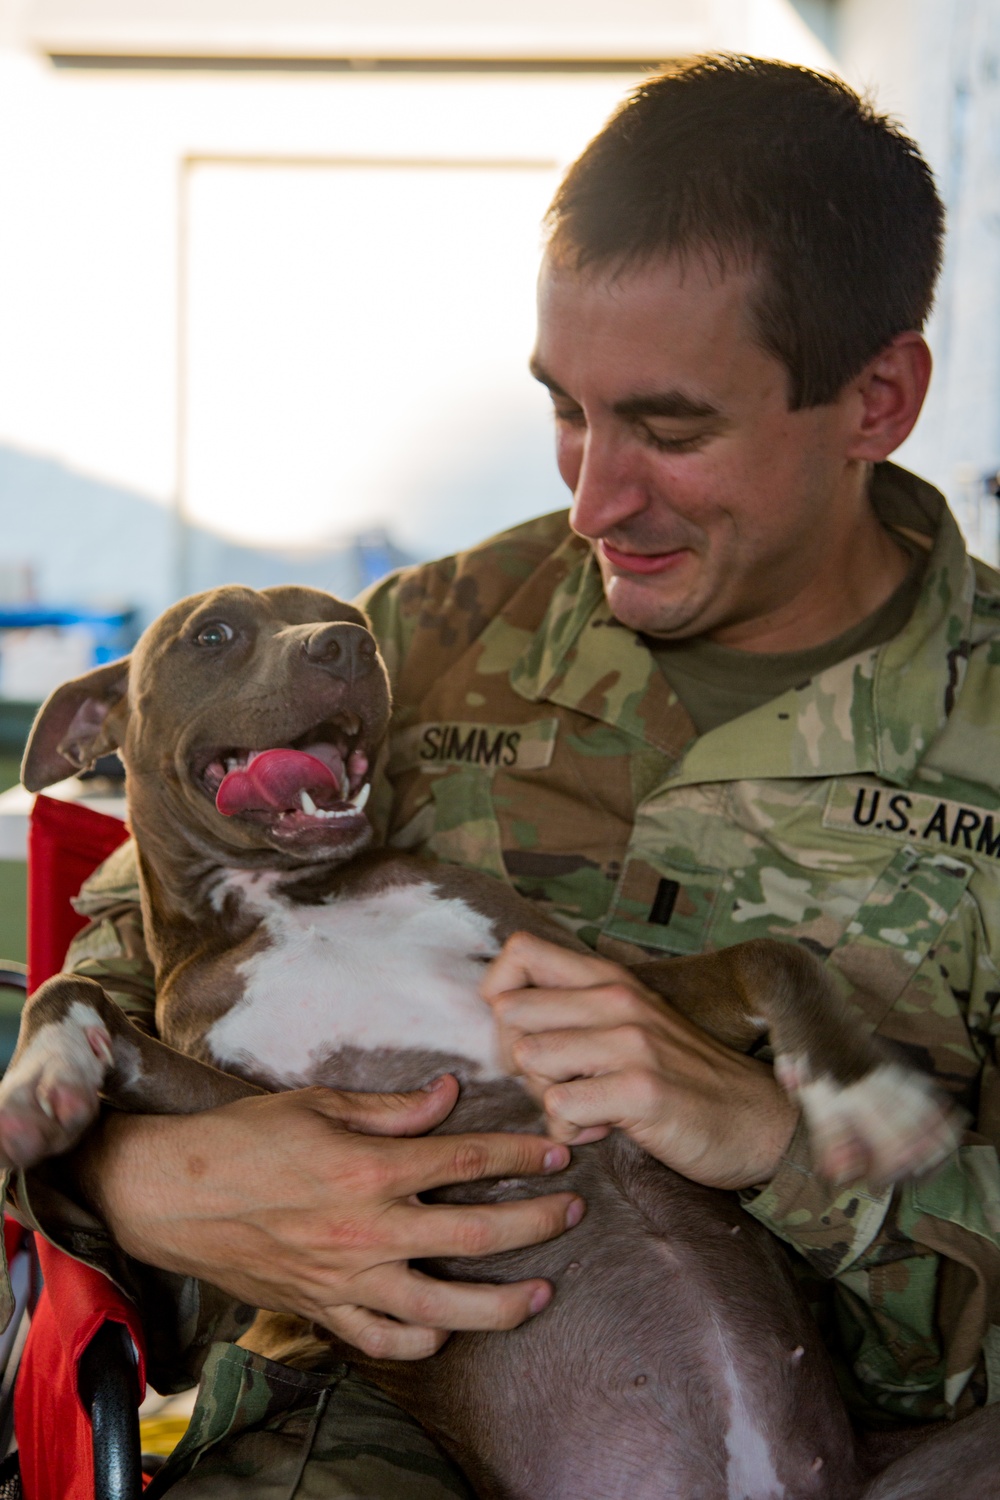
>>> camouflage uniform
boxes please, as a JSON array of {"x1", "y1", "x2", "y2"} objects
[{"x1": 7, "y1": 462, "x2": 1000, "y2": 1488}]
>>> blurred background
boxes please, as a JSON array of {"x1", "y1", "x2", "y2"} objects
[{"x1": 1, "y1": 0, "x2": 1000, "y2": 963}]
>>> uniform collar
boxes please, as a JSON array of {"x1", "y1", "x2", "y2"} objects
[
  {"x1": 508, "y1": 534, "x2": 696, "y2": 760},
  {"x1": 509, "y1": 464, "x2": 976, "y2": 787}
]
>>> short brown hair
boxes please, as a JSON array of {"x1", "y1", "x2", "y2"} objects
[{"x1": 546, "y1": 55, "x2": 944, "y2": 409}]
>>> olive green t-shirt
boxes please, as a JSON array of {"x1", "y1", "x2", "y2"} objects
[{"x1": 646, "y1": 541, "x2": 927, "y2": 735}]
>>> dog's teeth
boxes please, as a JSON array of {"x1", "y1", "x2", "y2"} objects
[
  {"x1": 350, "y1": 782, "x2": 371, "y2": 812},
  {"x1": 300, "y1": 789, "x2": 318, "y2": 815}
]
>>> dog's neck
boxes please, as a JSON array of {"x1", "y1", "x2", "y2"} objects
[{"x1": 125, "y1": 783, "x2": 349, "y2": 982}]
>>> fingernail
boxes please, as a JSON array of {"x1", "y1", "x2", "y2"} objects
[
  {"x1": 565, "y1": 1197, "x2": 585, "y2": 1228},
  {"x1": 529, "y1": 1285, "x2": 552, "y2": 1316},
  {"x1": 421, "y1": 1075, "x2": 447, "y2": 1092},
  {"x1": 543, "y1": 1145, "x2": 569, "y2": 1172}
]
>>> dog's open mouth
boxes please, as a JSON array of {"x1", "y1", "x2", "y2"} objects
[{"x1": 197, "y1": 716, "x2": 371, "y2": 837}]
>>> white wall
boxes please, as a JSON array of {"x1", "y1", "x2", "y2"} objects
[
  {"x1": 8, "y1": 0, "x2": 997, "y2": 628},
  {"x1": 0, "y1": 51, "x2": 646, "y2": 609},
  {"x1": 839, "y1": 0, "x2": 1000, "y2": 562},
  {"x1": 0, "y1": 0, "x2": 837, "y2": 617}
]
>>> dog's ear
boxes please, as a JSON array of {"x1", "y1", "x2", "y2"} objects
[{"x1": 21, "y1": 658, "x2": 131, "y2": 792}]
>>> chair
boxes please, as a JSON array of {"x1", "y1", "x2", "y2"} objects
[{"x1": 6, "y1": 794, "x2": 148, "y2": 1500}]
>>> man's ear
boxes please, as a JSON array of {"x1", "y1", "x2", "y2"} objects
[
  {"x1": 844, "y1": 332, "x2": 933, "y2": 461},
  {"x1": 21, "y1": 658, "x2": 131, "y2": 792}
]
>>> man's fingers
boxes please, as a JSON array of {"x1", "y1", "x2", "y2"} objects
[
  {"x1": 529, "y1": 1120, "x2": 610, "y2": 1147},
  {"x1": 542, "y1": 1069, "x2": 656, "y2": 1135},
  {"x1": 490, "y1": 986, "x2": 650, "y2": 1038},
  {"x1": 388, "y1": 1131, "x2": 571, "y2": 1198},
  {"x1": 323, "y1": 1264, "x2": 567, "y2": 1359},
  {"x1": 486, "y1": 979, "x2": 657, "y2": 1075},
  {"x1": 391, "y1": 1191, "x2": 584, "y2": 1261},
  {"x1": 481, "y1": 931, "x2": 625, "y2": 1002},
  {"x1": 564, "y1": 1125, "x2": 611, "y2": 1146},
  {"x1": 326, "y1": 1303, "x2": 449, "y2": 1362},
  {"x1": 305, "y1": 1075, "x2": 461, "y2": 1137},
  {"x1": 512, "y1": 1025, "x2": 645, "y2": 1084},
  {"x1": 366, "y1": 1266, "x2": 556, "y2": 1335}
]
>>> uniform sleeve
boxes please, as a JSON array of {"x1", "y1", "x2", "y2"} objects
[
  {"x1": 63, "y1": 903, "x2": 157, "y2": 1031},
  {"x1": 357, "y1": 565, "x2": 420, "y2": 692},
  {"x1": 57, "y1": 836, "x2": 156, "y2": 1029},
  {"x1": 741, "y1": 905, "x2": 1000, "y2": 1423},
  {"x1": 3, "y1": 840, "x2": 252, "y2": 1391}
]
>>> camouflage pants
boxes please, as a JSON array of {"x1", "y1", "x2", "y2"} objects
[{"x1": 145, "y1": 1343, "x2": 475, "y2": 1500}]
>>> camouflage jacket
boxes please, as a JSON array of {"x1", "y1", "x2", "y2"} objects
[{"x1": 10, "y1": 461, "x2": 1000, "y2": 1425}]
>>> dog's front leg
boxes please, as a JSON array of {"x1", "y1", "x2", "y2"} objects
[
  {"x1": 0, "y1": 975, "x2": 262, "y2": 1171},
  {"x1": 635, "y1": 939, "x2": 964, "y2": 1186}
]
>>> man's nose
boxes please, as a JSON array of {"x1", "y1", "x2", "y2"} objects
[
  {"x1": 303, "y1": 623, "x2": 377, "y2": 681},
  {"x1": 568, "y1": 429, "x2": 648, "y2": 540}
]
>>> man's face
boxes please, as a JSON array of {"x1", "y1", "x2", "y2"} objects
[{"x1": 532, "y1": 253, "x2": 864, "y2": 645}]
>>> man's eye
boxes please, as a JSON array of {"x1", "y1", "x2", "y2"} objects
[
  {"x1": 643, "y1": 428, "x2": 705, "y2": 454},
  {"x1": 193, "y1": 621, "x2": 234, "y2": 648},
  {"x1": 553, "y1": 405, "x2": 586, "y2": 427}
]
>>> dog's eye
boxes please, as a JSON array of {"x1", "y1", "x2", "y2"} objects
[{"x1": 193, "y1": 621, "x2": 234, "y2": 648}]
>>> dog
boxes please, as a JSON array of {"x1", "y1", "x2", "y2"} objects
[{"x1": 3, "y1": 584, "x2": 981, "y2": 1499}]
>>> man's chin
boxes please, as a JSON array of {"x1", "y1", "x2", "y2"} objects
[{"x1": 600, "y1": 565, "x2": 708, "y2": 639}]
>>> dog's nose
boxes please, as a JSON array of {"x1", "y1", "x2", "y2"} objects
[{"x1": 303, "y1": 623, "x2": 377, "y2": 681}]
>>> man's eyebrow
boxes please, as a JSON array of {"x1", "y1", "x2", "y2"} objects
[
  {"x1": 528, "y1": 357, "x2": 567, "y2": 396},
  {"x1": 529, "y1": 360, "x2": 721, "y2": 422},
  {"x1": 613, "y1": 392, "x2": 722, "y2": 421}
]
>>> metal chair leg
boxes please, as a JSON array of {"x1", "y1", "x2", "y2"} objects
[{"x1": 78, "y1": 1321, "x2": 144, "y2": 1500}]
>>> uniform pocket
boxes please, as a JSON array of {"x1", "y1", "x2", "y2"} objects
[
  {"x1": 146, "y1": 1342, "x2": 338, "y2": 1495},
  {"x1": 385, "y1": 719, "x2": 559, "y2": 881},
  {"x1": 397, "y1": 764, "x2": 509, "y2": 881},
  {"x1": 601, "y1": 855, "x2": 724, "y2": 956},
  {"x1": 825, "y1": 845, "x2": 973, "y2": 1031}
]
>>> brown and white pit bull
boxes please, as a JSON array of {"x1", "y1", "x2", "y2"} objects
[{"x1": 5, "y1": 584, "x2": 990, "y2": 1500}]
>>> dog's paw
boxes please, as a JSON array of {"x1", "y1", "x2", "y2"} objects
[
  {"x1": 0, "y1": 1003, "x2": 113, "y2": 1170},
  {"x1": 774, "y1": 1055, "x2": 964, "y2": 1187}
]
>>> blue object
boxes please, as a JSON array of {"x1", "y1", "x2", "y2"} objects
[
  {"x1": 0, "y1": 607, "x2": 135, "y2": 630},
  {"x1": 0, "y1": 606, "x2": 138, "y2": 671}
]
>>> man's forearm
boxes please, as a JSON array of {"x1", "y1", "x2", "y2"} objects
[{"x1": 63, "y1": 1081, "x2": 584, "y2": 1361}]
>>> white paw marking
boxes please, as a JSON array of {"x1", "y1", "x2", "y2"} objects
[
  {"x1": 777, "y1": 1056, "x2": 962, "y2": 1185},
  {"x1": 0, "y1": 1001, "x2": 111, "y2": 1140}
]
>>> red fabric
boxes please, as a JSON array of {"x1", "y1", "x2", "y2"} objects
[
  {"x1": 3, "y1": 1219, "x2": 23, "y2": 1266},
  {"x1": 16, "y1": 795, "x2": 146, "y2": 1500},
  {"x1": 15, "y1": 1241, "x2": 146, "y2": 1500},
  {"x1": 27, "y1": 795, "x2": 130, "y2": 994}
]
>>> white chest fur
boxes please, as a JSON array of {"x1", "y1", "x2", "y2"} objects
[{"x1": 205, "y1": 872, "x2": 505, "y2": 1086}]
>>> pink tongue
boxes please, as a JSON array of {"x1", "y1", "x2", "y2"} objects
[{"x1": 216, "y1": 750, "x2": 339, "y2": 817}]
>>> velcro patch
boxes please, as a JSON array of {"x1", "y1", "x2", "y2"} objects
[
  {"x1": 823, "y1": 781, "x2": 1000, "y2": 860},
  {"x1": 390, "y1": 719, "x2": 558, "y2": 774}
]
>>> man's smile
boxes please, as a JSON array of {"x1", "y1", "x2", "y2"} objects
[{"x1": 599, "y1": 539, "x2": 691, "y2": 575}]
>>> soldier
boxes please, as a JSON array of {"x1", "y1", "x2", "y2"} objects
[{"x1": 12, "y1": 54, "x2": 1000, "y2": 1493}]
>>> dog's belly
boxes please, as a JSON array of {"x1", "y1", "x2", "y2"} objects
[
  {"x1": 204, "y1": 875, "x2": 506, "y2": 1087},
  {"x1": 366, "y1": 1133, "x2": 858, "y2": 1500},
  {"x1": 192, "y1": 868, "x2": 856, "y2": 1500}
]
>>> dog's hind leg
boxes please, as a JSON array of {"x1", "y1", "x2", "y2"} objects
[
  {"x1": 861, "y1": 1404, "x2": 1000, "y2": 1498},
  {"x1": 0, "y1": 974, "x2": 261, "y2": 1171},
  {"x1": 633, "y1": 940, "x2": 963, "y2": 1186}
]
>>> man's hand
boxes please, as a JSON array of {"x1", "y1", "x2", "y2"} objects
[
  {"x1": 75, "y1": 1076, "x2": 583, "y2": 1360},
  {"x1": 481, "y1": 932, "x2": 798, "y2": 1191}
]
